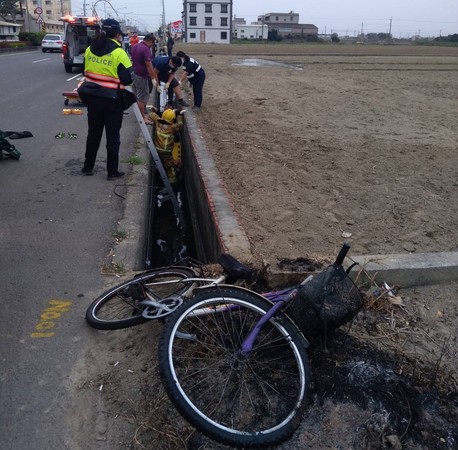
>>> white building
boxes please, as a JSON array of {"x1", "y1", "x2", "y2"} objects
[
  {"x1": 0, "y1": 20, "x2": 22, "y2": 41},
  {"x1": 257, "y1": 11, "x2": 318, "y2": 39},
  {"x1": 182, "y1": 0, "x2": 233, "y2": 44},
  {"x1": 234, "y1": 24, "x2": 268, "y2": 40},
  {"x1": 9, "y1": 0, "x2": 72, "y2": 33},
  {"x1": 26, "y1": 0, "x2": 71, "y2": 19},
  {"x1": 258, "y1": 11, "x2": 300, "y2": 25}
]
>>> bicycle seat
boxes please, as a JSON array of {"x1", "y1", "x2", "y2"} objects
[{"x1": 218, "y1": 253, "x2": 253, "y2": 281}]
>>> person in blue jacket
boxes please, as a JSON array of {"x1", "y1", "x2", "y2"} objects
[{"x1": 151, "y1": 55, "x2": 189, "y2": 106}]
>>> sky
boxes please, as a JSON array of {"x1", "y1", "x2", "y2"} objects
[{"x1": 70, "y1": 1, "x2": 458, "y2": 38}]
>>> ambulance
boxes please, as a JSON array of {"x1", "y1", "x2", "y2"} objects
[{"x1": 61, "y1": 15, "x2": 100, "y2": 73}]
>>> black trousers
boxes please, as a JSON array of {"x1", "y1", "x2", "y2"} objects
[
  {"x1": 84, "y1": 97, "x2": 124, "y2": 174},
  {"x1": 191, "y1": 70, "x2": 206, "y2": 108}
]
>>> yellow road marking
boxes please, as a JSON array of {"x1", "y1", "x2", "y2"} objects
[{"x1": 31, "y1": 299, "x2": 72, "y2": 338}]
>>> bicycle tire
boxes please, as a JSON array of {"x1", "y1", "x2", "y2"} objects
[
  {"x1": 85, "y1": 267, "x2": 197, "y2": 330},
  {"x1": 158, "y1": 286, "x2": 310, "y2": 448}
]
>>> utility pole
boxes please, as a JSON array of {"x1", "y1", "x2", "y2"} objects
[
  {"x1": 388, "y1": 16, "x2": 392, "y2": 40},
  {"x1": 163, "y1": 0, "x2": 167, "y2": 35},
  {"x1": 82, "y1": 2, "x2": 90, "y2": 16},
  {"x1": 24, "y1": 0, "x2": 30, "y2": 31}
]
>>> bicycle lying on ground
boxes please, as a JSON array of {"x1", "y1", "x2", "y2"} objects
[{"x1": 86, "y1": 242, "x2": 363, "y2": 448}]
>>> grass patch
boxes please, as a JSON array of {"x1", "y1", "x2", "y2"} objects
[
  {"x1": 110, "y1": 261, "x2": 125, "y2": 274},
  {"x1": 101, "y1": 260, "x2": 125, "y2": 275},
  {"x1": 113, "y1": 230, "x2": 128, "y2": 241},
  {"x1": 125, "y1": 155, "x2": 145, "y2": 165}
]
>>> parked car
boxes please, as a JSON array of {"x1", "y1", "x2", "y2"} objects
[{"x1": 41, "y1": 34, "x2": 64, "y2": 52}]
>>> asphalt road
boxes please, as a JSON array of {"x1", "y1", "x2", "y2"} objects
[{"x1": 0, "y1": 49, "x2": 141, "y2": 449}]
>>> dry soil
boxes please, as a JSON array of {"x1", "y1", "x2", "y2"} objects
[{"x1": 70, "y1": 43, "x2": 458, "y2": 450}]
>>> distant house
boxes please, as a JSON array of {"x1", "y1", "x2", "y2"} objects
[
  {"x1": 0, "y1": 20, "x2": 22, "y2": 41},
  {"x1": 231, "y1": 15, "x2": 245, "y2": 36},
  {"x1": 257, "y1": 11, "x2": 318, "y2": 38},
  {"x1": 234, "y1": 23, "x2": 268, "y2": 40},
  {"x1": 182, "y1": 0, "x2": 233, "y2": 44},
  {"x1": 260, "y1": 11, "x2": 300, "y2": 25}
]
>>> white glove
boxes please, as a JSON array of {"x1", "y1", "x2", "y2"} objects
[
  {"x1": 178, "y1": 110, "x2": 186, "y2": 115},
  {"x1": 156, "y1": 85, "x2": 162, "y2": 93},
  {"x1": 165, "y1": 82, "x2": 170, "y2": 89}
]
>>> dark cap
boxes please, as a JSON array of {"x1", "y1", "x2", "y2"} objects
[
  {"x1": 170, "y1": 56, "x2": 182, "y2": 68},
  {"x1": 102, "y1": 18, "x2": 122, "y2": 36}
]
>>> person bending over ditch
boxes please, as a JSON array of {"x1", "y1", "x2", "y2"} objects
[{"x1": 176, "y1": 50, "x2": 206, "y2": 111}]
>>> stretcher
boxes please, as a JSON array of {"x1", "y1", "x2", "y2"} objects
[{"x1": 62, "y1": 89, "x2": 85, "y2": 106}]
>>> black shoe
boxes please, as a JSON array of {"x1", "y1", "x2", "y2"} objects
[
  {"x1": 178, "y1": 99, "x2": 190, "y2": 107},
  {"x1": 81, "y1": 168, "x2": 94, "y2": 176},
  {"x1": 107, "y1": 171, "x2": 125, "y2": 180}
]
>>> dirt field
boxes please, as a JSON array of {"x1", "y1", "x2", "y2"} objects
[
  {"x1": 71, "y1": 44, "x2": 458, "y2": 450},
  {"x1": 183, "y1": 43, "x2": 458, "y2": 265}
]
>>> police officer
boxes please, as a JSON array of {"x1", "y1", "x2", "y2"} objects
[
  {"x1": 78, "y1": 18, "x2": 135, "y2": 180},
  {"x1": 176, "y1": 51, "x2": 206, "y2": 111}
]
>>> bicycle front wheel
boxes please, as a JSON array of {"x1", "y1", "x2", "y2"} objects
[
  {"x1": 158, "y1": 287, "x2": 310, "y2": 448},
  {"x1": 85, "y1": 267, "x2": 196, "y2": 330}
]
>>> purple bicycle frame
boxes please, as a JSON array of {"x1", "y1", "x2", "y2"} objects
[{"x1": 240, "y1": 288, "x2": 299, "y2": 354}]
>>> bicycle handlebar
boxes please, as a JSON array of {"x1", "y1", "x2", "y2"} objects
[{"x1": 334, "y1": 241, "x2": 351, "y2": 266}]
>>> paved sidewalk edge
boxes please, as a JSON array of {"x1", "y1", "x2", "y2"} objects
[
  {"x1": 111, "y1": 134, "x2": 150, "y2": 274},
  {"x1": 349, "y1": 251, "x2": 458, "y2": 288}
]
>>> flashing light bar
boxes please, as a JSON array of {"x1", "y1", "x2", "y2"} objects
[{"x1": 61, "y1": 15, "x2": 98, "y2": 25}]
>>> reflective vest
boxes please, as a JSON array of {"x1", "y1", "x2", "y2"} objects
[
  {"x1": 84, "y1": 39, "x2": 131, "y2": 91},
  {"x1": 185, "y1": 57, "x2": 202, "y2": 78},
  {"x1": 150, "y1": 112, "x2": 182, "y2": 152}
]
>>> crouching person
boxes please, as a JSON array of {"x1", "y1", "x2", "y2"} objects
[{"x1": 148, "y1": 107, "x2": 184, "y2": 184}]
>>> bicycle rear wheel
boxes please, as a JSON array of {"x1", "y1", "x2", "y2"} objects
[
  {"x1": 85, "y1": 267, "x2": 196, "y2": 330},
  {"x1": 158, "y1": 286, "x2": 310, "y2": 448}
]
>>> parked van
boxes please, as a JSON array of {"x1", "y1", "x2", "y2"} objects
[{"x1": 61, "y1": 15, "x2": 100, "y2": 73}]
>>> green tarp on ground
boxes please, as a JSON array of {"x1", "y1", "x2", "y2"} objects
[{"x1": 0, "y1": 130, "x2": 21, "y2": 160}]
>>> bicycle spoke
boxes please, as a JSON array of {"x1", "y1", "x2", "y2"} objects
[
  {"x1": 159, "y1": 287, "x2": 310, "y2": 446},
  {"x1": 86, "y1": 267, "x2": 196, "y2": 330}
]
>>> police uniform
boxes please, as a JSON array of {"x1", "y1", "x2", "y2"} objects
[
  {"x1": 182, "y1": 57, "x2": 205, "y2": 109},
  {"x1": 78, "y1": 19, "x2": 134, "y2": 178}
]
